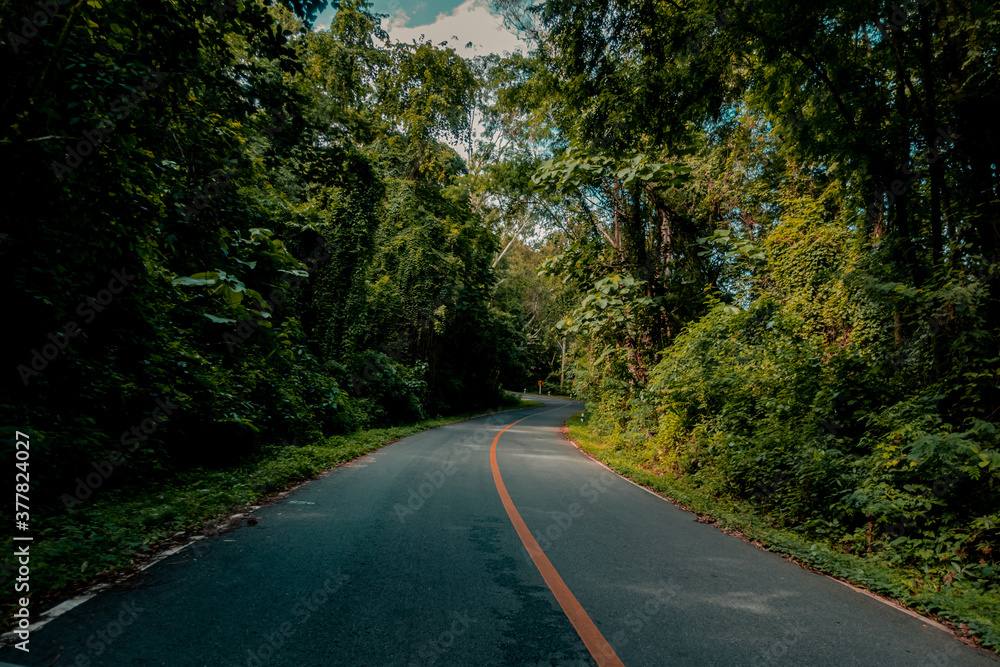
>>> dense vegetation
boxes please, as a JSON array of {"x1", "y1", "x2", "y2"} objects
[
  {"x1": 486, "y1": 0, "x2": 1000, "y2": 647},
  {"x1": 0, "y1": 0, "x2": 561, "y2": 602},
  {"x1": 3, "y1": 0, "x2": 998, "y2": 647}
]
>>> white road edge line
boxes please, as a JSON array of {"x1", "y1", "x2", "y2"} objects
[
  {"x1": 0, "y1": 400, "x2": 568, "y2": 646},
  {"x1": 560, "y1": 412, "x2": 956, "y2": 636},
  {"x1": 0, "y1": 532, "x2": 217, "y2": 644}
]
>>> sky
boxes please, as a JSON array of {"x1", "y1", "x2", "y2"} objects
[{"x1": 314, "y1": 0, "x2": 527, "y2": 57}]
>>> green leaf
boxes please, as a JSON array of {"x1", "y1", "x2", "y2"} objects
[
  {"x1": 202, "y1": 314, "x2": 237, "y2": 324},
  {"x1": 173, "y1": 272, "x2": 219, "y2": 286}
]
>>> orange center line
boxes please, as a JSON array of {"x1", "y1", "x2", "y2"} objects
[{"x1": 489, "y1": 415, "x2": 626, "y2": 667}]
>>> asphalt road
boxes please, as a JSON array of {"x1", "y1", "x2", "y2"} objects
[{"x1": 2, "y1": 396, "x2": 996, "y2": 666}]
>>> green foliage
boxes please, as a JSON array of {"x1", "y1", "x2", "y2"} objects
[
  {"x1": 568, "y1": 418, "x2": 1000, "y2": 650},
  {"x1": 503, "y1": 1, "x2": 1000, "y2": 645},
  {"x1": 578, "y1": 215, "x2": 1000, "y2": 631},
  {"x1": 0, "y1": 406, "x2": 532, "y2": 616},
  {"x1": 558, "y1": 274, "x2": 661, "y2": 337},
  {"x1": 6, "y1": 0, "x2": 1000, "y2": 648},
  {"x1": 491, "y1": 241, "x2": 577, "y2": 388},
  {"x1": 0, "y1": 0, "x2": 539, "y2": 612},
  {"x1": 533, "y1": 145, "x2": 689, "y2": 191},
  {"x1": 345, "y1": 351, "x2": 428, "y2": 426}
]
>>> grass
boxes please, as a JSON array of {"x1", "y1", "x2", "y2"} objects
[
  {"x1": 3, "y1": 399, "x2": 542, "y2": 619},
  {"x1": 564, "y1": 414, "x2": 1000, "y2": 654}
]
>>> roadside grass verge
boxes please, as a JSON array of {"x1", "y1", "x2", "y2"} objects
[
  {"x1": 565, "y1": 415, "x2": 1000, "y2": 653},
  {"x1": 4, "y1": 400, "x2": 541, "y2": 619}
]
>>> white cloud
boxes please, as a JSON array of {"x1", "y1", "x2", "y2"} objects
[
  {"x1": 384, "y1": 0, "x2": 526, "y2": 56},
  {"x1": 386, "y1": 8, "x2": 411, "y2": 31},
  {"x1": 374, "y1": 1, "x2": 529, "y2": 159}
]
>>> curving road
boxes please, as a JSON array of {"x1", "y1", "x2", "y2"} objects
[{"x1": 1, "y1": 396, "x2": 996, "y2": 666}]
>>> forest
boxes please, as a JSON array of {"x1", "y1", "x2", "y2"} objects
[{"x1": 2, "y1": 0, "x2": 999, "y2": 649}]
